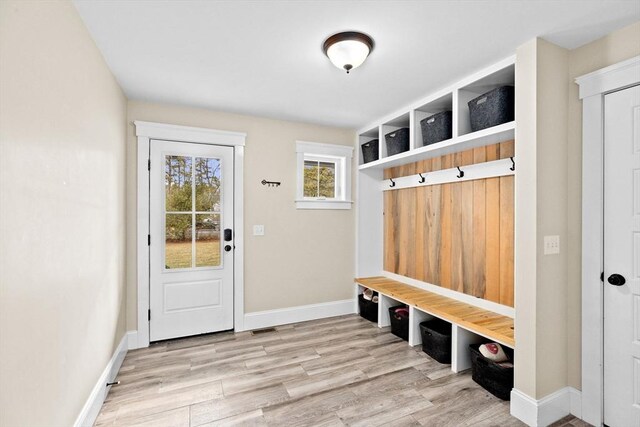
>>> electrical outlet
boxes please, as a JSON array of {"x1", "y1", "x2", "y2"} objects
[
  {"x1": 253, "y1": 225, "x2": 265, "y2": 236},
  {"x1": 544, "y1": 235, "x2": 560, "y2": 255}
]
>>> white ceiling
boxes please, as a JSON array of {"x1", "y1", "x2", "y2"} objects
[{"x1": 73, "y1": 1, "x2": 640, "y2": 129}]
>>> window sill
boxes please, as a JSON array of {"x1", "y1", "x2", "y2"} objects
[{"x1": 295, "y1": 199, "x2": 353, "y2": 210}]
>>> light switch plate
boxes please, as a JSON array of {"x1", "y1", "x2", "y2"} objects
[
  {"x1": 253, "y1": 225, "x2": 265, "y2": 236},
  {"x1": 544, "y1": 235, "x2": 560, "y2": 255}
]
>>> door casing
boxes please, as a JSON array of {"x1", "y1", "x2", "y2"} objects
[
  {"x1": 134, "y1": 121, "x2": 246, "y2": 348},
  {"x1": 576, "y1": 55, "x2": 640, "y2": 426}
]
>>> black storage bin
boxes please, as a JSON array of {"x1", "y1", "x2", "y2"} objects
[
  {"x1": 385, "y1": 128, "x2": 410, "y2": 156},
  {"x1": 388, "y1": 305, "x2": 409, "y2": 341},
  {"x1": 361, "y1": 139, "x2": 379, "y2": 164},
  {"x1": 468, "y1": 86, "x2": 515, "y2": 132},
  {"x1": 419, "y1": 319, "x2": 452, "y2": 364},
  {"x1": 420, "y1": 111, "x2": 452, "y2": 146},
  {"x1": 469, "y1": 344, "x2": 514, "y2": 400},
  {"x1": 358, "y1": 293, "x2": 378, "y2": 323}
]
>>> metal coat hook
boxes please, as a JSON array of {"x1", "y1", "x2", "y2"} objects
[
  {"x1": 389, "y1": 178, "x2": 396, "y2": 188},
  {"x1": 261, "y1": 179, "x2": 281, "y2": 187},
  {"x1": 509, "y1": 157, "x2": 515, "y2": 171},
  {"x1": 456, "y1": 166, "x2": 464, "y2": 179},
  {"x1": 418, "y1": 173, "x2": 426, "y2": 184}
]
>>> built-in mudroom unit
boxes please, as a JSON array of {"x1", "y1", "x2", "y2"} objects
[{"x1": 355, "y1": 56, "x2": 517, "y2": 394}]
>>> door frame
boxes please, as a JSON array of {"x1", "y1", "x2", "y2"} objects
[
  {"x1": 576, "y1": 55, "x2": 640, "y2": 426},
  {"x1": 134, "y1": 121, "x2": 246, "y2": 348}
]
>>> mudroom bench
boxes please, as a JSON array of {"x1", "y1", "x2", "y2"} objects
[{"x1": 355, "y1": 276, "x2": 514, "y2": 373}]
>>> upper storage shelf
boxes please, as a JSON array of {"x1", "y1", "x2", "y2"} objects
[{"x1": 358, "y1": 56, "x2": 515, "y2": 170}]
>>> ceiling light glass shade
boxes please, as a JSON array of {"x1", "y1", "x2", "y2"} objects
[{"x1": 323, "y1": 32, "x2": 374, "y2": 74}]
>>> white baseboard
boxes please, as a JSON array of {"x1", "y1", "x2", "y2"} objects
[
  {"x1": 511, "y1": 387, "x2": 582, "y2": 427},
  {"x1": 569, "y1": 388, "x2": 582, "y2": 419},
  {"x1": 243, "y1": 299, "x2": 355, "y2": 331},
  {"x1": 127, "y1": 330, "x2": 139, "y2": 350},
  {"x1": 74, "y1": 334, "x2": 128, "y2": 427}
]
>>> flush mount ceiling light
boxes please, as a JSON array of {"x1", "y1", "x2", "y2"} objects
[{"x1": 323, "y1": 31, "x2": 374, "y2": 74}]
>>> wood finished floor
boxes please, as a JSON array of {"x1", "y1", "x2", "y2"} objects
[{"x1": 95, "y1": 315, "x2": 587, "y2": 427}]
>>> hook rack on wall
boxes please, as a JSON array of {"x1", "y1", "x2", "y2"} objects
[
  {"x1": 261, "y1": 179, "x2": 281, "y2": 187},
  {"x1": 509, "y1": 157, "x2": 515, "y2": 171},
  {"x1": 380, "y1": 157, "x2": 515, "y2": 192}
]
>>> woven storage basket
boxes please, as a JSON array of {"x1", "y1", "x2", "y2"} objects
[
  {"x1": 385, "y1": 128, "x2": 410, "y2": 156},
  {"x1": 468, "y1": 86, "x2": 514, "y2": 132}
]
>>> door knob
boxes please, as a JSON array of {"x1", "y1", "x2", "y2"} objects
[
  {"x1": 607, "y1": 274, "x2": 626, "y2": 286},
  {"x1": 224, "y1": 244, "x2": 232, "y2": 252}
]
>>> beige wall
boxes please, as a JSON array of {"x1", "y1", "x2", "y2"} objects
[
  {"x1": 515, "y1": 38, "x2": 570, "y2": 399},
  {"x1": 126, "y1": 101, "x2": 355, "y2": 330},
  {"x1": 565, "y1": 20, "x2": 640, "y2": 390},
  {"x1": 0, "y1": 1, "x2": 127, "y2": 426},
  {"x1": 515, "y1": 21, "x2": 640, "y2": 399}
]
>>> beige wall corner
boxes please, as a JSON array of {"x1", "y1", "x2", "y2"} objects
[
  {"x1": 535, "y1": 38, "x2": 570, "y2": 398},
  {"x1": 0, "y1": 1, "x2": 127, "y2": 426},
  {"x1": 514, "y1": 38, "x2": 539, "y2": 399},
  {"x1": 126, "y1": 101, "x2": 356, "y2": 331},
  {"x1": 565, "y1": 20, "x2": 640, "y2": 391},
  {"x1": 515, "y1": 20, "x2": 640, "y2": 401},
  {"x1": 515, "y1": 37, "x2": 570, "y2": 400}
]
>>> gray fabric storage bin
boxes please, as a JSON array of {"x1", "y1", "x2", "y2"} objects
[
  {"x1": 420, "y1": 111, "x2": 452, "y2": 146},
  {"x1": 361, "y1": 139, "x2": 379, "y2": 163},
  {"x1": 385, "y1": 128, "x2": 410, "y2": 156},
  {"x1": 468, "y1": 86, "x2": 514, "y2": 132}
]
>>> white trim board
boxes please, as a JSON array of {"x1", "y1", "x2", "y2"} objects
[
  {"x1": 243, "y1": 299, "x2": 355, "y2": 331},
  {"x1": 510, "y1": 388, "x2": 581, "y2": 427},
  {"x1": 73, "y1": 334, "x2": 128, "y2": 427},
  {"x1": 381, "y1": 157, "x2": 515, "y2": 191},
  {"x1": 135, "y1": 121, "x2": 246, "y2": 346},
  {"x1": 127, "y1": 330, "x2": 139, "y2": 350},
  {"x1": 575, "y1": 55, "x2": 640, "y2": 427},
  {"x1": 134, "y1": 121, "x2": 246, "y2": 146}
]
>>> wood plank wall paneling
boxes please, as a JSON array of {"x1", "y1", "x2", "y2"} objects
[{"x1": 383, "y1": 141, "x2": 515, "y2": 307}]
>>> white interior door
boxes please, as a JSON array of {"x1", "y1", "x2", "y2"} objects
[
  {"x1": 149, "y1": 140, "x2": 234, "y2": 342},
  {"x1": 603, "y1": 84, "x2": 640, "y2": 427}
]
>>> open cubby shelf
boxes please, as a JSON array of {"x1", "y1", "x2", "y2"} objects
[{"x1": 358, "y1": 56, "x2": 515, "y2": 170}]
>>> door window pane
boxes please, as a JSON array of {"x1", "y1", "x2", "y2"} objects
[
  {"x1": 165, "y1": 213, "x2": 192, "y2": 269},
  {"x1": 195, "y1": 214, "x2": 221, "y2": 267},
  {"x1": 165, "y1": 156, "x2": 192, "y2": 211},
  {"x1": 195, "y1": 157, "x2": 221, "y2": 212}
]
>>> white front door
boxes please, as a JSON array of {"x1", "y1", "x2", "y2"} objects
[
  {"x1": 603, "y1": 84, "x2": 640, "y2": 427},
  {"x1": 149, "y1": 140, "x2": 235, "y2": 342}
]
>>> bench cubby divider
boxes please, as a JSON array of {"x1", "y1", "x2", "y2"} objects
[{"x1": 408, "y1": 306, "x2": 434, "y2": 347}]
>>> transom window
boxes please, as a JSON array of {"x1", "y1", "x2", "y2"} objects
[{"x1": 296, "y1": 141, "x2": 353, "y2": 210}]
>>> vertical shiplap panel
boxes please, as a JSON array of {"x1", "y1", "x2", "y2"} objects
[
  {"x1": 485, "y1": 177, "x2": 501, "y2": 303},
  {"x1": 472, "y1": 147, "x2": 487, "y2": 298},
  {"x1": 499, "y1": 175, "x2": 515, "y2": 307}
]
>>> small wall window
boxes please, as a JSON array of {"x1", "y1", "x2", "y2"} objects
[{"x1": 296, "y1": 141, "x2": 353, "y2": 210}]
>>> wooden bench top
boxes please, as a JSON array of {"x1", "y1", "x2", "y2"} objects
[{"x1": 355, "y1": 276, "x2": 515, "y2": 348}]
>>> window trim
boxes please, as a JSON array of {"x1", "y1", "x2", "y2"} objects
[{"x1": 295, "y1": 140, "x2": 353, "y2": 210}]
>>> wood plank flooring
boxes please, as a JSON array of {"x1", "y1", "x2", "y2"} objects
[{"x1": 95, "y1": 315, "x2": 581, "y2": 427}]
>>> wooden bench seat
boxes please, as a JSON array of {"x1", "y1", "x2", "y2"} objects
[{"x1": 355, "y1": 276, "x2": 514, "y2": 348}]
